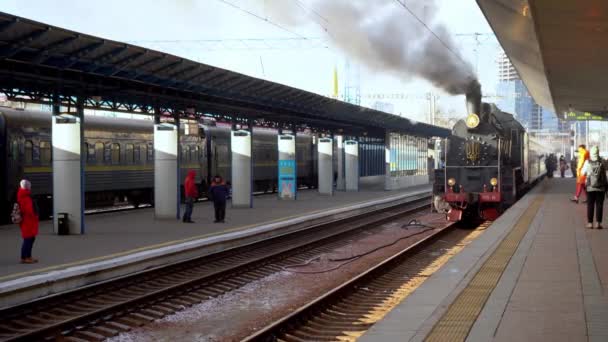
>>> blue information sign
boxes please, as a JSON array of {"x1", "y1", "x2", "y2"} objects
[{"x1": 278, "y1": 159, "x2": 296, "y2": 199}]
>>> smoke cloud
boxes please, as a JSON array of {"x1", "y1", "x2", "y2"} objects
[{"x1": 262, "y1": 0, "x2": 478, "y2": 95}]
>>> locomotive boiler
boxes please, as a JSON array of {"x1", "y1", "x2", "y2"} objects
[{"x1": 433, "y1": 82, "x2": 548, "y2": 222}]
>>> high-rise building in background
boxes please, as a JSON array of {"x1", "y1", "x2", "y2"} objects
[{"x1": 495, "y1": 51, "x2": 567, "y2": 133}]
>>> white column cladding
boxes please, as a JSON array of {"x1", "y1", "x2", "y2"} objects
[
  {"x1": 52, "y1": 114, "x2": 84, "y2": 234},
  {"x1": 385, "y1": 130, "x2": 391, "y2": 191},
  {"x1": 154, "y1": 123, "x2": 179, "y2": 219},
  {"x1": 345, "y1": 140, "x2": 359, "y2": 191},
  {"x1": 336, "y1": 135, "x2": 345, "y2": 191},
  {"x1": 318, "y1": 137, "x2": 334, "y2": 195},
  {"x1": 278, "y1": 134, "x2": 297, "y2": 200},
  {"x1": 231, "y1": 129, "x2": 252, "y2": 207}
]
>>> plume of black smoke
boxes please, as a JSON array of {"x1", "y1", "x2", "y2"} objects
[{"x1": 262, "y1": 0, "x2": 478, "y2": 95}]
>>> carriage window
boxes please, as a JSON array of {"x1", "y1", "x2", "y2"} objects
[
  {"x1": 86, "y1": 143, "x2": 95, "y2": 163},
  {"x1": 24, "y1": 140, "x2": 33, "y2": 165},
  {"x1": 134, "y1": 145, "x2": 141, "y2": 163},
  {"x1": 147, "y1": 143, "x2": 153, "y2": 161},
  {"x1": 32, "y1": 142, "x2": 40, "y2": 163},
  {"x1": 95, "y1": 142, "x2": 104, "y2": 163},
  {"x1": 111, "y1": 143, "x2": 120, "y2": 165},
  {"x1": 125, "y1": 144, "x2": 134, "y2": 164},
  {"x1": 191, "y1": 146, "x2": 199, "y2": 163},
  {"x1": 40, "y1": 141, "x2": 51, "y2": 165},
  {"x1": 10, "y1": 139, "x2": 18, "y2": 161},
  {"x1": 182, "y1": 145, "x2": 190, "y2": 162}
]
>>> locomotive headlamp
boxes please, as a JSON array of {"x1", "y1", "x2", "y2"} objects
[
  {"x1": 490, "y1": 177, "x2": 498, "y2": 186},
  {"x1": 448, "y1": 178, "x2": 456, "y2": 187},
  {"x1": 465, "y1": 113, "x2": 480, "y2": 129}
]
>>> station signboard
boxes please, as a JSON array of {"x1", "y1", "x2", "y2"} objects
[{"x1": 565, "y1": 111, "x2": 608, "y2": 121}]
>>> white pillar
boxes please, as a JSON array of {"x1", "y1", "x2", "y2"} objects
[
  {"x1": 336, "y1": 135, "x2": 345, "y2": 191},
  {"x1": 154, "y1": 123, "x2": 179, "y2": 219},
  {"x1": 318, "y1": 137, "x2": 333, "y2": 195},
  {"x1": 278, "y1": 134, "x2": 297, "y2": 200},
  {"x1": 345, "y1": 140, "x2": 359, "y2": 191},
  {"x1": 385, "y1": 130, "x2": 392, "y2": 191},
  {"x1": 52, "y1": 110, "x2": 84, "y2": 234},
  {"x1": 231, "y1": 129, "x2": 252, "y2": 207}
]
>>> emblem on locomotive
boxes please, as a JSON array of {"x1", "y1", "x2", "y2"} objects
[{"x1": 465, "y1": 140, "x2": 481, "y2": 163}]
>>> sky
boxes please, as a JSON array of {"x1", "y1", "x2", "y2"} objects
[{"x1": 0, "y1": 0, "x2": 502, "y2": 123}]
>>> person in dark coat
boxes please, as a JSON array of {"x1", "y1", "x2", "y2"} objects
[
  {"x1": 559, "y1": 155, "x2": 568, "y2": 178},
  {"x1": 571, "y1": 157, "x2": 577, "y2": 178},
  {"x1": 183, "y1": 170, "x2": 198, "y2": 223},
  {"x1": 17, "y1": 180, "x2": 39, "y2": 263},
  {"x1": 209, "y1": 175, "x2": 229, "y2": 223}
]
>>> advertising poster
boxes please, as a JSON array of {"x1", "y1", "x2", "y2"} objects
[{"x1": 278, "y1": 159, "x2": 296, "y2": 199}]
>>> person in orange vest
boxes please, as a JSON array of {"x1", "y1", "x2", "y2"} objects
[{"x1": 571, "y1": 145, "x2": 590, "y2": 203}]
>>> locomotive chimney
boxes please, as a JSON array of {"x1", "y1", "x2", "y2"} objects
[{"x1": 465, "y1": 79, "x2": 482, "y2": 116}]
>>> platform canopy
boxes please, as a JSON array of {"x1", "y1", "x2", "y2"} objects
[
  {"x1": 477, "y1": 0, "x2": 608, "y2": 119},
  {"x1": 0, "y1": 12, "x2": 449, "y2": 138}
]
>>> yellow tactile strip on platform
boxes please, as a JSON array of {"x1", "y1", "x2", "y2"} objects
[{"x1": 425, "y1": 196, "x2": 544, "y2": 342}]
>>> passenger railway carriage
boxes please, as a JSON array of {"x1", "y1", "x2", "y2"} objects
[
  {"x1": 0, "y1": 107, "x2": 315, "y2": 222},
  {"x1": 0, "y1": 106, "x2": 386, "y2": 223}
]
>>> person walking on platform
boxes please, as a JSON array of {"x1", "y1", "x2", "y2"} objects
[
  {"x1": 572, "y1": 145, "x2": 590, "y2": 203},
  {"x1": 209, "y1": 175, "x2": 229, "y2": 223},
  {"x1": 15, "y1": 180, "x2": 39, "y2": 263},
  {"x1": 581, "y1": 146, "x2": 607, "y2": 229},
  {"x1": 571, "y1": 157, "x2": 578, "y2": 178},
  {"x1": 559, "y1": 155, "x2": 568, "y2": 178},
  {"x1": 183, "y1": 170, "x2": 198, "y2": 223}
]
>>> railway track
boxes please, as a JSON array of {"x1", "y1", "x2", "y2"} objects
[
  {"x1": 0, "y1": 194, "x2": 430, "y2": 342},
  {"x1": 244, "y1": 221, "x2": 489, "y2": 342}
]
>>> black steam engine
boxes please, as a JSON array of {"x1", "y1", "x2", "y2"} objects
[{"x1": 433, "y1": 83, "x2": 548, "y2": 222}]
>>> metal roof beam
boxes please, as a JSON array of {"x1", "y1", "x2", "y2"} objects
[
  {"x1": 0, "y1": 28, "x2": 51, "y2": 59},
  {"x1": 148, "y1": 59, "x2": 183, "y2": 75},
  {"x1": 28, "y1": 34, "x2": 80, "y2": 63},
  {"x1": 168, "y1": 64, "x2": 199, "y2": 79},
  {"x1": 0, "y1": 18, "x2": 18, "y2": 34},
  {"x1": 62, "y1": 40, "x2": 106, "y2": 68}
]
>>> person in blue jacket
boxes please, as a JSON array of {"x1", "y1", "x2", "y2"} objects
[{"x1": 209, "y1": 175, "x2": 229, "y2": 223}]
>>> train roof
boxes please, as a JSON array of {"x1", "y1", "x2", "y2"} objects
[
  {"x1": 0, "y1": 106, "x2": 154, "y2": 133},
  {"x1": 0, "y1": 107, "x2": 312, "y2": 137}
]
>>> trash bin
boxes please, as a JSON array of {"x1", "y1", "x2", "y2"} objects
[{"x1": 57, "y1": 213, "x2": 69, "y2": 235}]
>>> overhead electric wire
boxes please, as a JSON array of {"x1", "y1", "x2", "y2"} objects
[
  {"x1": 393, "y1": 0, "x2": 470, "y2": 69},
  {"x1": 216, "y1": 0, "x2": 309, "y2": 39}
]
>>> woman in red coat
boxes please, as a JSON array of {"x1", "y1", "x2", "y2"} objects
[{"x1": 17, "y1": 179, "x2": 39, "y2": 263}]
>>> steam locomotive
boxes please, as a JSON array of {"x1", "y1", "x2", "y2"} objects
[{"x1": 432, "y1": 84, "x2": 549, "y2": 222}]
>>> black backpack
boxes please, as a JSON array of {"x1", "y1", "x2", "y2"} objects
[{"x1": 587, "y1": 159, "x2": 607, "y2": 189}]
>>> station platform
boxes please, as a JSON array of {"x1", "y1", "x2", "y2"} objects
[
  {"x1": 0, "y1": 179, "x2": 430, "y2": 308},
  {"x1": 360, "y1": 176, "x2": 608, "y2": 342}
]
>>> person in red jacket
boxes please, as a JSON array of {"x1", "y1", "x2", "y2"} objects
[
  {"x1": 183, "y1": 170, "x2": 198, "y2": 223},
  {"x1": 17, "y1": 179, "x2": 39, "y2": 263}
]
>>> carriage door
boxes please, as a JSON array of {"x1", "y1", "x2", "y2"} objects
[{"x1": 523, "y1": 133, "x2": 529, "y2": 183}]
